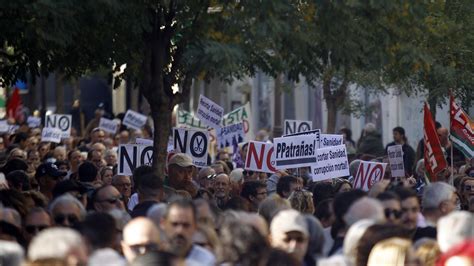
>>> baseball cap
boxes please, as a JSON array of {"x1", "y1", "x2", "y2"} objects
[
  {"x1": 35, "y1": 162, "x2": 67, "y2": 179},
  {"x1": 270, "y1": 209, "x2": 308, "y2": 237},
  {"x1": 167, "y1": 153, "x2": 194, "y2": 168}
]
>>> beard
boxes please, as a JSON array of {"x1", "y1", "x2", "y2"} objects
[{"x1": 168, "y1": 234, "x2": 191, "y2": 257}]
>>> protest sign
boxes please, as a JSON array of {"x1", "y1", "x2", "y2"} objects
[
  {"x1": 27, "y1": 116, "x2": 41, "y2": 128},
  {"x1": 353, "y1": 161, "x2": 388, "y2": 191},
  {"x1": 221, "y1": 102, "x2": 254, "y2": 141},
  {"x1": 99, "y1": 117, "x2": 119, "y2": 134},
  {"x1": 273, "y1": 134, "x2": 318, "y2": 169},
  {"x1": 320, "y1": 134, "x2": 344, "y2": 147},
  {"x1": 311, "y1": 145, "x2": 349, "y2": 182},
  {"x1": 387, "y1": 145, "x2": 405, "y2": 177},
  {"x1": 117, "y1": 144, "x2": 154, "y2": 175},
  {"x1": 136, "y1": 138, "x2": 153, "y2": 145},
  {"x1": 284, "y1": 120, "x2": 312, "y2": 135},
  {"x1": 123, "y1": 110, "x2": 147, "y2": 130},
  {"x1": 45, "y1": 114, "x2": 72, "y2": 138},
  {"x1": 244, "y1": 141, "x2": 276, "y2": 173},
  {"x1": 0, "y1": 120, "x2": 9, "y2": 133},
  {"x1": 217, "y1": 122, "x2": 245, "y2": 149},
  {"x1": 177, "y1": 110, "x2": 207, "y2": 130},
  {"x1": 196, "y1": 95, "x2": 224, "y2": 129},
  {"x1": 173, "y1": 127, "x2": 209, "y2": 167},
  {"x1": 41, "y1": 127, "x2": 62, "y2": 143}
]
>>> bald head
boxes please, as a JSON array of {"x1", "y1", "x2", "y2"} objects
[{"x1": 122, "y1": 217, "x2": 160, "y2": 262}]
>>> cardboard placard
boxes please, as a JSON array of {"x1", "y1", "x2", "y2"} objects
[
  {"x1": 387, "y1": 145, "x2": 405, "y2": 177},
  {"x1": 221, "y1": 102, "x2": 254, "y2": 141},
  {"x1": 311, "y1": 145, "x2": 349, "y2": 182},
  {"x1": 284, "y1": 120, "x2": 313, "y2": 135},
  {"x1": 41, "y1": 127, "x2": 62, "y2": 143},
  {"x1": 123, "y1": 110, "x2": 147, "y2": 130},
  {"x1": 99, "y1": 117, "x2": 119, "y2": 134},
  {"x1": 45, "y1": 114, "x2": 72, "y2": 138},
  {"x1": 244, "y1": 141, "x2": 276, "y2": 173},
  {"x1": 320, "y1": 134, "x2": 344, "y2": 147},
  {"x1": 27, "y1": 116, "x2": 42, "y2": 128},
  {"x1": 196, "y1": 95, "x2": 224, "y2": 129},
  {"x1": 273, "y1": 134, "x2": 318, "y2": 169},
  {"x1": 217, "y1": 122, "x2": 245, "y2": 149},
  {"x1": 353, "y1": 161, "x2": 388, "y2": 191},
  {"x1": 117, "y1": 144, "x2": 154, "y2": 175},
  {"x1": 173, "y1": 127, "x2": 209, "y2": 167}
]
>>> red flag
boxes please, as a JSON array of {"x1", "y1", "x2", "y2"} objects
[
  {"x1": 450, "y1": 93, "x2": 474, "y2": 158},
  {"x1": 6, "y1": 88, "x2": 22, "y2": 120},
  {"x1": 424, "y1": 103, "x2": 447, "y2": 180}
]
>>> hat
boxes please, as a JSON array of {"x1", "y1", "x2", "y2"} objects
[
  {"x1": 35, "y1": 162, "x2": 67, "y2": 179},
  {"x1": 270, "y1": 209, "x2": 308, "y2": 237},
  {"x1": 52, "y1": 180, "x2": 88, "y2": 199},
  {"x1": 167, "y1": 153, "x2": 194, "y2": 168}
]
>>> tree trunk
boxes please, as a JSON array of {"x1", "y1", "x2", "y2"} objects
[
  {"x1": 272, "y1": 73, "x2": 283, "y2": 138},
  {"x1": 55, "y1": 73, "x2": 65, "y2": 113},
  {"x1": 326, "y1": 98, "x2": 337, "y2": 133},
  {"x1": 150, "y1": 98, "x2": 173, "y2": 178}
]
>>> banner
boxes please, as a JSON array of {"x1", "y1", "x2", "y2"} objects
[
  {"x1": 99, "y1": 117, "x2": 119, "y2": 134},
  {"x1": 41, "y1": 128, "x2": 62, "y2": 143},
  {"x1": 284, "y1": 120, "x2": 312, "y2": 135},
  {"x1": 177, "y1": 110, "x2": 207, "y2": 130},
  {"x1": 45, "y1": 114, "x2": 72, "y2": 138},
  {"x1": 27, "y1": 116, "x2": 41, "y2": 128},
  {"x1": 221, "y1": 102, "x2": 254, "y2": 141},
  {"x1": 123, "y1": 110, "x2": 147, "y2": 130},
  {"x1": 311, "y1": 145, "x2": 349, "y2": 182},
  {"x1": 273, "y1": 134, "x2": 318, "y2": 169},
  {"x1": 387, "y1": 145, "x2": 405, "y2": 177},
  {"x1": 196, "y1": 95, "x2": 224, "y2": 129},
  {"x1": 173, "y1": 127, "x2": 209, "y2": 167},
  {"x1": 136, "y1": 138, "x2": 153, "y2": 145},
  {"x1": 117, "y1": 144, "x2": 153, "y2": 175},
  {"x1": 353, "y1": 161, "x2": 388, "y2": 191},
  {"x1": 217, "y1": 122, "x2": 245, "y2": 149},
  {"x1": 450, "y1": 94, "x2": 474, "y2": 158},
  {"x1": 424, "y1": 103, "x2": 447, "y2": 180},
  {"x1": 244, "y1": 141, "x2": 276, "y2": 173},
  {"x1": 0, "y1": 120, "x2": 9, "y2": 133},
  {"x1": 320, "y1": 134, "x2": 344, "y2": 148}
]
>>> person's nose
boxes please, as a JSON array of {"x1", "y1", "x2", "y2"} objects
[{"x1": 287, "y1": 240, "x2": 298, "y2": 253}]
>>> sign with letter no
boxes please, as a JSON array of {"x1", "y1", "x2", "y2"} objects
[
  {"x1": 173, "y1": 128, "x2": 209, "y2": 167},
  {"x1": 245, "y1": 141, "x2": 276, "y2": 173},
  {"x1": 45, "y1": 114, "x2": 72, "y2": 138},
  {"x1": 284, "y1": 120, "x2": 312, "y2": 135},
  {"x1": 117, "y1": 144, "x2": 154, "y2": 175},
  {"x1": 352, "y1": 161, "x2": 388, "y2": 191}
]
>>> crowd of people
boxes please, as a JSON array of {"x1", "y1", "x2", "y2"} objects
[{"x1": 0, "y1": 113, "x2": 473, "y2": 266}]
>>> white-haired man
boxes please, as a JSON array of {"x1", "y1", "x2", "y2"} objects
[
  {"x1": 437, "y1": 211, "x2": 474, "y2": 252},
  {"x1": 415, "y1": 182, "x2": 458, "y2": 241}
]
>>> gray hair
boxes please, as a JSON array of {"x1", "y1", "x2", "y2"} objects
[
  {"x1": 0, "y1": 240, "x2": 24, "y2": 266},
  {"x1": 344, "y1": 197, "x2": 385, "y2": 227},
  {"x1": 344, "y1": 219, "x2": 375, "y2": 266},
  {"x1": 364, "y1": 123, "x2": 376, "y2": 134},
  {"x1": 437, "y1": 211, "x2": 474, "y2": 252},
  {"x1": 28, "y1": 228, "x2": 84, "y2": 261},
  {"x1": 111, "y1": 174, "x2": 130, "y2": 185},
  {"x1": 48, "y1": 194, "x2": 86, "y2": 219},
  {"x1": 422, "y1": 182, "x2": 455, "y2": 210},
  {"x1": 146, "y1": 203, "x2": 167, "y2": 227}
]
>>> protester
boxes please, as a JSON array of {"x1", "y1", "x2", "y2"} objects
[{"x1": 0, "y1": 98, "x2": 472, "y2": 266}]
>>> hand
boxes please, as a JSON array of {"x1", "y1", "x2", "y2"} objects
[{"x1": 368, "y1": 179, "x2": 390, "y2": 198}]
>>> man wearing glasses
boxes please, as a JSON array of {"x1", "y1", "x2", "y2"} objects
[{"x1": 92, "y1": 185, "x2": 126, "y2": 212}]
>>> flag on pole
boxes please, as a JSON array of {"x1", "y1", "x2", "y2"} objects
[
  {"x1": 450, "y1": 94, "x2": 474, "y2": 159},
  {"x1": 6, "y1": 88, "x2": 22, "y2": 120},
  {"x1": 424, "y1": 103, "x2": 448, "y2": 181}
]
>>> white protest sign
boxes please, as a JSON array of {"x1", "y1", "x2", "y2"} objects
[
  {"x1": 320, "y1": 134, "x2": 344, "y2": 147},
  {"x1": 45, "y1": 114, "x2": 72, "y2": 138},
  {"x1": 387, "y1": 145, "x2": 405, "y2": 177},
  {"x1": 123, "y1": 110, "x2": 147, "y2": 130},
  {"x1": 136, "y1": 138, "x2": 153, "y2": 145},
  {"x1": 173, "y1": 128, "x2": 209, "y2": 167},
  {"x1": 177, "y1": 110, "x2": 207, "y2": 130},
  {"x1": 27, "y1": 116, "x2": 41, "y2": 128},
  {"x1": 311, "y1": 145, "x2": 349, "y2": 182},
  {"x1": 0, "y1": 121, "x2": 9, "y2": 133},
  {"x1": 117, "y1": 144, "x2": 154, "y2": 175},
  {"x1": 196, "y1": 95, "x2": 224, "y2": 129},
  {"x1": 284, "y1": 120, "x2": 313, "y2": 135},
  {"x1": 273, "y1": 134, "x2": 318, "y2": 169},
  {"x1": 221, "y1": 102, "x2": 254, "y2": 141},
  {"x1": 99, "y1": 117, "x2": 119, "y2": 134},
  {"x1": 244, "y1": 141, "x2": 276, "y2": 173},
  {"x1": 41, "y1": 127, "x2": 62, "y2": 143},
  {"x1": 284, "y1": 129, "x2": 321, "y2": 148},
  {"x1": 353, "y1": 161, "x2": 388, "y2": 191},
  {"x1": 217, "y1": 122, "x2": 245, "y2": 149}
]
